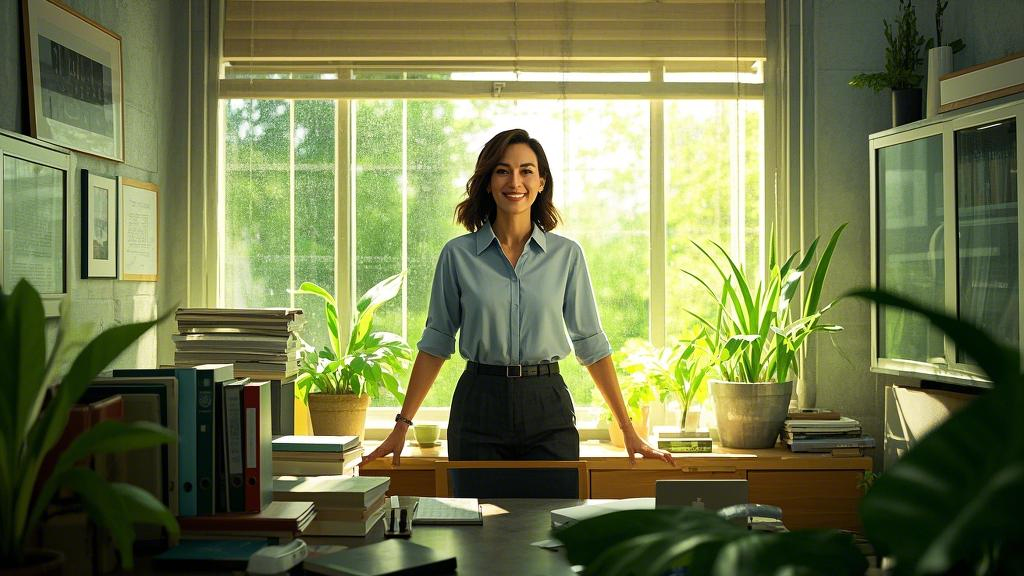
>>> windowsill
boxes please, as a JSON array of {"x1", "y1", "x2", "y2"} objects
[{"x1": 362, "y1": 406, "x2": 611, "y2": 441}]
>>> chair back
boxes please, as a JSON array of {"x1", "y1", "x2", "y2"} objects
[{"x1": 435, "y1": 460, "x2": 588, "y2": 499}]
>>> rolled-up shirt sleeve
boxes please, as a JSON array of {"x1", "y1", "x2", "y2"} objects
[
  {"x1": 563, "y1": 243, "x2": 612, "y2": 366},
  {"x1": 417, "y1": 243, "x2": 461, "y2": 359}
]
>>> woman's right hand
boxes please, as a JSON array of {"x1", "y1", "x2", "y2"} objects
[{"x1": 361, "y1": 424, "x2": 410, "y2": 467}]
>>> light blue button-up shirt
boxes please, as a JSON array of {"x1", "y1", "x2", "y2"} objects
[{"x1": 417, "y1": 221, "x2": 612, "y2": 366}]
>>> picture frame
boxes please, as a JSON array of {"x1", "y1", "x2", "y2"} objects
[
  {"x1": 22, "y1": 0, "x2": 124, "y2": 162},
  {"x1": 81, "y1": 169, "x2": 117, "y2": 278},
  {"x1": 119, "y1": 178, "x2": 158, "y2": 281},
  {"x1": 0, "y1": 128, "x2": 71, "y2": 316}
]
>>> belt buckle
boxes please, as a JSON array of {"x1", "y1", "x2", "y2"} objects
[{"x1": 506, "y1": 365, "x2": 523, "y2": 378}]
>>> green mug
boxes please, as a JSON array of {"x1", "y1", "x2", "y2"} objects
[{"x1": 413, "y1": 423, "x2": 440, "y2": 446}]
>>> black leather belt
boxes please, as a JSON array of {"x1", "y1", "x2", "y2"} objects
[{"x1": 467, "y1": 361, "x2": 560, "y2": 378}]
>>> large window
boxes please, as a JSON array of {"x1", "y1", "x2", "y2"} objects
[{"x1": 221, "y1": 86, "x2": 763, "y2": 411}]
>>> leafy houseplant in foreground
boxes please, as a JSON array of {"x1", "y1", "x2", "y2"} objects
[
  {"x1": 684, "y1": 224, "x2": 845, "y2": 448},
  {"x1": 294, "y1": 272, "x2": 413, "y2": 437},
  {"x1": 0, "y1": 280, "x2": 178, "y2": 570},
  {"x1": 556, "y1": 290, "x2": 1023, "y2": 575}
]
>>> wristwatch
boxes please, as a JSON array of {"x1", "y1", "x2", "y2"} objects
[{"x1": 395, "y1": 413, "x2": 414, "y2": 426}]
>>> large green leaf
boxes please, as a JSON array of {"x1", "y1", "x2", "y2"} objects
[
  {"x1": 0, "y1": 281, "x2": 46, "y2": 451},
  {"x1": 351, "y1": 272, "x2": 405, "y2": 349},
  {"x1": 853, "y1": 289, "x2": 1024, "y2": 575}
]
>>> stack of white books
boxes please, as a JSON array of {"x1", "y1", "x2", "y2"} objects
[
  {"x1": 273, "y1": 475, "x2": 390, "y2": 537},
  {"x1": 173, "y1": 308, "x2": 304, "y2": 380},
  {"x1": 782, "y1": 416, "x2": 875, "y2": 453},
  {"x1": 271, "y1": 435, "x2": 363, "y2": 476}
]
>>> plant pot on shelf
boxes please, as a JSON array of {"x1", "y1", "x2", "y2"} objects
[
  {"x1": 709, "y1": 380, "x2": 793, "y2": 449},
  {"x1": 926, "y1": 45, "x2": 953, "y2": 117},
  {"x1": 892, "y1": 88, "x2": 923, "y2": 127},
  {"x1": 0, "y1": 549, "x2": 64, "y2": 576},
  {"x1": 307, "y1": 393, "x2": 370, "y2": 439},
  {"x1": 608, "y1": 405, "x2": 650, "y2": 448}
]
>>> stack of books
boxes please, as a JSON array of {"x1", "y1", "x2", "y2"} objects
[
  {"x1": 782, "y1": 414, "x2": 875, "y2": 454},
  {"x1": 176, "y1": 500, "x2": 316, "y2": 543},
  {"x1": 273, "y1": 475, "x2": 390, "y2": 537},
  {"x1": 655, "y1": 429, "x2": 713, "y2": 453},
  {"x1": 173, "y1": 308, "x2": 305, "y2": 381},
  {"x1": 271, "y1": 435, "x2": 363, "y2": 476}
]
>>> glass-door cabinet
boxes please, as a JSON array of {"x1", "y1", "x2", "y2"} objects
[{"x1": 870, "y1": 97, "x2": 1023, "y2": 387}]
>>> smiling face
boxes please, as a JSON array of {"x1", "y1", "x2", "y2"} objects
[{"x1": 489, "y1": 142, "x2": 547, "y2": 222}]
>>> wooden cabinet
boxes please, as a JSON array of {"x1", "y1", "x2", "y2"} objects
[{"x1": 358, "y1": 442, "x2": 872, "y2": 532}]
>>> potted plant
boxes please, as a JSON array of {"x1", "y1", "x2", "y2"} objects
[
  {"x1": 924, "y1": 0, "x2": 966, "y2": 116},
  {"x1": 294, "y1": 272, "x2": 413, "y2": 439},
  {"x1": 617, "y1": 336, "x2": 712, "y2": 436},
  {"x1": 555, "y1": 289, "x2": 1023, "y2": 575},
  {"x1": 607, "y1": 340, "x2": 659, "y2": 447},
  {"x1": 0, "y1": 280, "x2": 178, "y2": 574},
  {"x1": 683, "y1": 225, "x2": 846, "y2": 448},
  {"x1": 849, "y1": 0, "x2": 928, "y2": 126}
]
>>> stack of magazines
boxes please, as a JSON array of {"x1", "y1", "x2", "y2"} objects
[
  {"x1": 782, "y1": 415, "x2": 875, "y2": 453},
  {"x1": 173, "y1": 308, "x2": 305, "y2": 380}
]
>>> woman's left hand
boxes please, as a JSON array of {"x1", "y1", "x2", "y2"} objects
[{"x1": 621, "y1": 426, "x2": 675, "y2": 466}]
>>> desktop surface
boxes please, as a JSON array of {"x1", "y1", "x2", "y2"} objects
[{"x1": 124, "y1": 498, "x2": 580, "y2": 575}]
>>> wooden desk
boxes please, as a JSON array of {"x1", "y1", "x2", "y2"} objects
[{"x1": 359, "y1": 440, "x2": 873, "y2": 531}]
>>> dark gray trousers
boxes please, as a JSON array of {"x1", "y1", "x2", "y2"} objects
[{"x1": 447, "y1": 369, "x2": 580, "y2": 461}]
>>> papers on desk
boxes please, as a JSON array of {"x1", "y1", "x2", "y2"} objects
[
  {"x1": 412, "y1": 497, "x2": 483, "y2": 525},
  {"x1": 303, "y1": 539, "x2": 456, "y2": 576},
  {"x1": 550, "y1": 498, "x2": 656, "y2": 528}
]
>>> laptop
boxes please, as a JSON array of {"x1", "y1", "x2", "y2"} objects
[{"x1": 654, "y1": 479, "x2": 749, "y2": 512}]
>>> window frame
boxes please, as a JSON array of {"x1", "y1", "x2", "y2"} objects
[{"x1": 214, "y1": 71, "x2": 768, "y2": 438}]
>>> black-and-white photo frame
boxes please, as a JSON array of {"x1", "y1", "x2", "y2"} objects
[{"x1": 81, "y1": 169, "x2": 117, "y2": 278}]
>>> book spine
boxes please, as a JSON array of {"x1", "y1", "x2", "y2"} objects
[
  {"x1": 214, "y1": 380, "x2": 228, "y2": 514},
  {"x1": 656, "y1": 440, "x2": 713, "y2": 453},
  {"x1": 175, "y1": 369, "x2": 198, "y2": 517},
  {"x1": 195, "y1": 369, "x2": 217, "y2": 515},
  {"x1": 243, "y1": 381, "x2": 272, "y2": 513},
  {"x1": 225, "y1": 383, "x2": 245, "y2": 512}
]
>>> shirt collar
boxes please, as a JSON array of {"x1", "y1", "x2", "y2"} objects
[{"x1": 475, "y1": 220, "x2": 548, "y2": 255}]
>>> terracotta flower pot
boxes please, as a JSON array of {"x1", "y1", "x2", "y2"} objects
[
  {"x1": 608, "y1": 405, "x2": 650, "y2": 447},
  {"x1": 1, "y1": 549, "x2": 64, "y2": 576},
  {"x1": 307, "y1": 393, "x2": 370, "y2": 440}
]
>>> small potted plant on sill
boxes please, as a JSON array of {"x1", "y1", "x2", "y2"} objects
[
  {"x1": 849, "y1": 0, "x2": 928, "y2": 126},
  {"x1": 682, "y1": 224, "x2": 846, "y2": 449},
  {"x1": 294, "y1": 272, "x2": 413, "y2": 440},
  {"x1": 0, "y1": 280, "x2": 178, "y2": 575},
  {"x1": 616, "y1": 336, "x2": 712, "y2": 436}
]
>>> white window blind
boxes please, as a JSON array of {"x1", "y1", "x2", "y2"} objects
[{"x1": 222, "y1": 0, "x2": 765, "y2": 74}]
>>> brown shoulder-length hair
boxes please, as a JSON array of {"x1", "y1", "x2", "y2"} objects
[{"x1": 455, "y1": 128, "x2": 561, "y2": 232}]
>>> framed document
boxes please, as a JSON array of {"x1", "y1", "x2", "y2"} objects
[
  {"x1": 81, "y1": 169, "x2": 117, "y2": 278},
  {"x1": 119, "y1": 178, "x2": 158, "y2": 281},
  {"x1": 0, "y1": 128, "x2": 71, "y2": 316},
  {"x1": 23, "y1": 0, "x2": 125, "y2": 162}
]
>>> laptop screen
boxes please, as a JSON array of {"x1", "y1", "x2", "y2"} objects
[{"x1": 654, "y1": 479, "x2": 749, "y2": 512}]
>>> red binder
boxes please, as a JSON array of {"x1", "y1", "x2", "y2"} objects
[{"x1": 243, "y1": 381, "x2": 272, "y2": 513}]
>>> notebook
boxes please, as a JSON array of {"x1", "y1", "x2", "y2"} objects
[
  {"x1": 303, "y1": 539, "x2": 456, "y2": 576},
  {"x1": 549, "y1": 498, "x2": 655, "y2": 528},
  {"x1": 654, "y1": 479, "x2": 749, "y2": 511},
  {"x1": 412, "y1": 497, "x2": 483, "y2": 525}
]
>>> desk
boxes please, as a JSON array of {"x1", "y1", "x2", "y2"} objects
[
  {"x1": 330, "y1": 498, "x2": 577, "y2": 576},
  {"x1": 359, "y1": 440, "x2": 873, "y2": 531},
  {"x1": 124, "y1": 499, "x2": 577, "y2": 575}
]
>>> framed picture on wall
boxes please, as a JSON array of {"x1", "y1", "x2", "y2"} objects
[
  {"x1": 0, "y1": 128, "x2": 71, "y2": 316},
  {"x1": 119, "y1": 178, "x2": 158, "y2": 281},
  {"x1": 81, "y1": 169, "x2": 117, "y2": 278},
  {"x1": 23, "y1": 0, "x2": 124, "y2": 162}
]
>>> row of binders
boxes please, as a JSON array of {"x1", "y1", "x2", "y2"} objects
[{"x1": 106, "y1": 363, "x2": 281, "y2": 517}]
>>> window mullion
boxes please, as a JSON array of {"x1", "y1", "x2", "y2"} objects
[
  {"x1": 336, "y1": 99, "x2": 353, "y2": 349},
  {"x1": 289, "y1": 101, "x2": 296, "y2": 308},
  {"x1": 401, "y1": 99, "x2": 409, "y2": 343},
  {"x1": 650, "y1": 71, "x2": 667, "y2": 348}
]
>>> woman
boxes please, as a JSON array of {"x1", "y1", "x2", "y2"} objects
[{"x1": 363, "y1": 128, "x2": 673, "y2": 467}]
